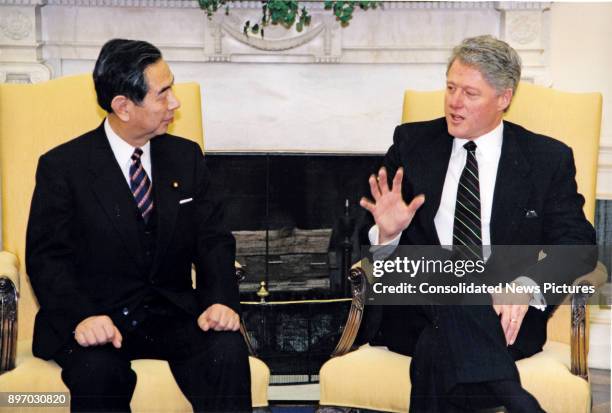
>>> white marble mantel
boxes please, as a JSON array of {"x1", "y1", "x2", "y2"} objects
[{"x1": 1, "y1": 0, "x2": 610, "y2": 197}]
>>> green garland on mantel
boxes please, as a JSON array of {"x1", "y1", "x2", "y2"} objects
[{"x1": 198, "y1": 0, "x2": 380, "y2": 37}]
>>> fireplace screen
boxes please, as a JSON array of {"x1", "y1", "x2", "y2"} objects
[
  {"x1": 205, "y1": 152, "x2": 384, "y2": 295},
  {"x1": 241, "y1": 297, "x2": 352, "y2": 384},
  {"x1": 205, "y1": 152, "x2": 383, "y2": 379}
]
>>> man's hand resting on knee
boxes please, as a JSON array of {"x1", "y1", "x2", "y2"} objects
[
  {"x1": 74, "y1": 315, "x2": 123, "y2": 348},
  {"x1": 491, "y1": 288, "x2": 531, "y2": 346},
  {"x1": 198, "y1": 304, "x2": 240, "y2": 332}
]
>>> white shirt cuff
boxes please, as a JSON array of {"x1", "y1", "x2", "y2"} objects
[
  {"x1": 514, "y1": 276, "x2": 547, "y2": 311},
  {"x1": 368, "y1": 225, "x2": 402, "y2": 246},
  {"x1": 368, "y1": 225, "x2": 402, "y2": 261}
]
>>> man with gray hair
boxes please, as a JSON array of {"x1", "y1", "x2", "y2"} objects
[{"x1": 360, "y1": 35, "x2": 596, "y2": 412}]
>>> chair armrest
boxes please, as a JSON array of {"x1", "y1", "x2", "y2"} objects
[
  {"x1": 570, "y1": 261, "x2": 607, "y2": 380},
  {"x1": 0, "y1": 251, "x2": 19, "y2": 374},
  {"x1": 330, "y1": 266, "x2": 367, "y2": 357},
  {"x1": 0, "y1": 251, "x2": 19, "y2": 291},
  {"x1": 235, "y1": 264, "x2": 256, "y2": 357},
  {"x1": 235, "y1": 261, "x2": 246, "y2": 283}
]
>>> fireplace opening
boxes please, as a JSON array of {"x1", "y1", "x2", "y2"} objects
[
  {"x1": 204, "y1": 152, "x2": 384, "y2": 297},
  {"x1": 204, "y1": 152, "x2": 385, "y2": 383}
]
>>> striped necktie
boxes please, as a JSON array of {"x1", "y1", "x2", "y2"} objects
[
  {"x1": 452, "y1": 141, "x2": 482, "y2": 260},
  {"x1": 130, "y1": 148, "x2": 154, "y2": 223}
]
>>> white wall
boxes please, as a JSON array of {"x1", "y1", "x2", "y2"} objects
[{"x1": 549, "y1": 2, "x2": 612, "y2": 199}]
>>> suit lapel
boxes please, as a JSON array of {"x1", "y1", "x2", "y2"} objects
[
  {"x1": 149, "y1": 136, "x2": 181, "y2": 277},
  {"x1": 88, "y1": 123, "x2": 146, "y2": 271},
  {"x1": 413, "y1": 130, "x2": 453, "y2": 245},
  {"x1": 490, "y1": 123, "x2": 531, "y2": 244}
]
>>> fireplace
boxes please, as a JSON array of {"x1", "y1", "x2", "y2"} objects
[
  {"x1": 204, "y1": 152, "x2": 384, "y2": 297},
  {"x1": 204, "y1": 152, "x2": 384, "y2": 382}
]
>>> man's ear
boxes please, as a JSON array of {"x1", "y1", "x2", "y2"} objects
[
  {"x1": 110, "y1": 95, "x2": 131, "y2": 121},
  {"x1": 498, "y1": 88, "x2": 513, "y2": 112}
]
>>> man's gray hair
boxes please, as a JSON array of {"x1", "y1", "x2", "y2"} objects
[{"x1": 447, "y1": 35, "x2": 522, "y2": 95}]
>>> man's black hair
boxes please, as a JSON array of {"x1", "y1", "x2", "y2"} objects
[{"x1": 93, "y1": 39, "x2": 162, "y2": 113}]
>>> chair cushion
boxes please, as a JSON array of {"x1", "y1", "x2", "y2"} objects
[
  {"x1": 320, "y1": 344, "x2": 411, "y2": 413},
  {"x1": 0, "y1": 340, "x2": 269, "y2": 411},
  {"x1": 516, "y1": 341, "x2": 591, "y2": 413},
  {"x1": 319, "y1": 342, "x2": 590, "y2": 413}
]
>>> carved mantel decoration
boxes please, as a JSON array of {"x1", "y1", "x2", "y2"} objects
[
  {"x1": 205, "y1": 9, "x2": 343, "y2": 63},
  {"x1": 0, "y1": 1, "x2": 552, "y2": 73},
  {"x1": 0, "y1": 0, "x2": 51, "y2": 83},
  {"x1": 196, "y1": 1, "x2": 551, "y2": 70}
]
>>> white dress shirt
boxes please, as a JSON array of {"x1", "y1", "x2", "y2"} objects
[
  {"x1": 104, "y1": 118, "x2": 153, "y2": 187},
  {"x1": 369, "y1": 121, "x2": 545, "y2": 309},
  {"x1": 433, "y1": 121, "x2": 503, "y2": 247}
]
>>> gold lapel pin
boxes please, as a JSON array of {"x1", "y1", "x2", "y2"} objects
[{"x1": 172, "y1": 181, "x2": 179, "y2": 189}]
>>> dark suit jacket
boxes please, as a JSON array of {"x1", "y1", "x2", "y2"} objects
[
  {"x1": 26, "y1": 122, "x2": 239, "y2": 360},
  {"x1": 359, "y1": 117, "x2": 597, "y2": 359}
]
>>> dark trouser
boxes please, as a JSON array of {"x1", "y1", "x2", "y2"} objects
[
  {"x1": 408, "y1": 305, "x2": 545, "y2": 413},
  {"x1": 53, "y1": 307, "x2": 251, "y2": 413}
]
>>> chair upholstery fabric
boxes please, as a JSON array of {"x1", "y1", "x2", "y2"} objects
[
  {"x1": 0, "y1": 74, "x2": 269, "y2": 410},
  {"x1": 320, "y1": 341, "x2": 590, "y2": 413},
  {"x1": 2, "y1": 339, "x2": 270, "y2": 412}
]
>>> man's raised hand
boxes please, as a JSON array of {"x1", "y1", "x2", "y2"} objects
[{"x1": 359, "y1": 167, "x2": 425, "y2": 244}]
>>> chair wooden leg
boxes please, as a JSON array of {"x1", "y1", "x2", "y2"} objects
[
  {"x1": 571, "y1": 289, "x2": 590, "y2": 380},
  {"x1": 0, "y1": 276, "x2": 18, "y2": 374}
]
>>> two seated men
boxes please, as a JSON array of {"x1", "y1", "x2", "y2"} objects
[{"x1": 26, "y1": 36, "x2": 596, "y2": 413}]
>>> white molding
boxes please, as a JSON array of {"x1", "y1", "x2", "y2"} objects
[
  {"x1": 588, "y1": 306, "x2": 610, "y2": 370},
  {"x1": 220, "y1": 20, "x2": 325, "y2": 52},
  {"x1": 599, "y1": 144, "x2": 612, "y2": 172},
  {"x1": 44, "y1": 0, "x2": 199, "y2": 7},
  {"x1": 36, "y1": 1, "x2": 551, "y2": 65},
  {"x1": 598, "y1": 145, "x2": 612, "y2": 165},
  {"x1": 0, "y1": 61, "x2": 51, "y2": 82},
  {"x1": 34, "y1": 1, "x2": 551, "y2": 10},
  {"x1": 0, "y1": 8, "x2": 34, "y2": 41},
  {"x1": 386, "y1": 1, "x2": 495, "y2": 10},
  {"x1": 495, "y1": 1, "x2": 551, "y2": 11},
  {"x1": 41, "y1": 41, "x2": 547, "y2": 67},
  {"x1": 0, "y1": 0, "x2": 46, "y2": 5},
  {"x1": 598, "y1": 144, "x2": 612, "y2": 200},
  {"x1": 0, "y1": 2, "x2": 44, "y2": 62},
  {"x1": 600, "y1": 144, "x2": 612, "y2": 162},
  {"x1": 218, "y1": 0, "x2": 497, "y2": 11}
]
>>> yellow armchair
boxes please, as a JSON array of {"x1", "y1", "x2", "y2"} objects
[
  {"x1": 318, "y1": 83, "x2": 608, "y2": 413},
  {"x1": 0, "y1": 74, "x2": 270, "y2": 411}
]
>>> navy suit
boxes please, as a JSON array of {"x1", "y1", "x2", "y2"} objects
[
  {"x1": 359, "y1": 118, "x2": 597, "y2": 412},
  {"x1": 26, "y1": 122, "x2": 251, "y2": 412}
]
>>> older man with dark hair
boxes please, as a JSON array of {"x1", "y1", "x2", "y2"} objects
[
  {"x1": 26, "y1": 39, "x2": 251, "y2": 413},
  {"x1": 360, "y1": 35, "x2": 596, "y2": 412}
]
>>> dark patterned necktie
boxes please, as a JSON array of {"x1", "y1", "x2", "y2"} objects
[
  {"x1": 130, "y1": 148, "x2": 154, "y2": 222},
  {"x1": 453, "y1": 141, "x2": 482, "y2": 259}
]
